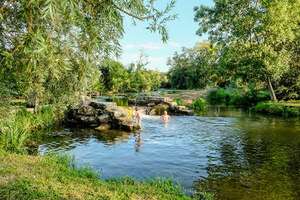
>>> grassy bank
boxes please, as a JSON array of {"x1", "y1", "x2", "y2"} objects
[
  {"x1": 0, "y1": 152, "x2": 193, "y2": 200},
  {"x1": 204, "y1": 88, "x2": 300, "y2": 117},
  {"x1": 254, "y1": 102, "x2": 300, "y2": 117}
]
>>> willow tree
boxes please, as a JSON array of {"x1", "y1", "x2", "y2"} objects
[
  {"x1": 0, "y1": 0, "x2": 176, "y2": 111},
  {"x1": 195, "y1": 0, "x2": 300, "y2": 101}
]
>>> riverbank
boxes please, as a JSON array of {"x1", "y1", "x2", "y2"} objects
[
  {"x1": 0, "y1": 152, "x2": 193, "y2": 200},
  {"x1": 0, "y1": 105, "x2": 200, "y2": 200}
]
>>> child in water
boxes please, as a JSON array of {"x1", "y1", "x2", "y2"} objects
[{"x1": 161, "y1": 111, "x2": 170, "y2": 123}]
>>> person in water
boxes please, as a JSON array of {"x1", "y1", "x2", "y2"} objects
[
  {"x1": 135, "y1": 107, "x2": 141, "y2": 125},
  {"x1": 161, "y1": 110, "x2": 170, "y2": 122}
]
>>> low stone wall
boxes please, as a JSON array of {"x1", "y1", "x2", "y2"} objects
[{"x1": 65, "y1": 100, "x2": 140, "y2": 132}]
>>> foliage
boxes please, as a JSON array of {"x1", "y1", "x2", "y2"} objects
[
  {"x1": 207, "y1": 87, "x2": 270, "y2": 107},
  {"x1": 191, "y1": 98, "x2": 207, "y2": 113},
  {"x1": 0, "y1": 154, "x2": 194, "y2": 200},
  {"x1": 174, "y1": 98, "x2": 184, "y2": 106},
  {"x1": 194, "y1": 0, "x2": 300, "y2": 101},
  {"x1": 168, "y1": 42, "x2": 216, "y2": 89},
  {"x1": 112, "y1": 97, "x2": 129, "y2": 107},
  {"x1": 254, "y1": 102, "x2": 300, "y2": 117},
  {"x1": 0, "y1": 0, "x2": 176, "y2": 110},
  {"x1": 100, "y1": 59, "x2": 165, "y2": 93},
  {"x1": 0, "y1": 107, "x2": 57, "y2": 153}
]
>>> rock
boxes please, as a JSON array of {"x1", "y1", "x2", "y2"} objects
[
  {"x1": 97, "y1": 114, "x2": 110, "y2": 124},
  {"x1": 65, "y1": 100, "x2": 140, "y2": 132},
  {"x1": 147, "y1": 102, "x2": 194, "y2": 116},
  {"x1": 149, "y1": 103, "x2": 169, "y2": 115},
  {"x1": 169, "y1": 105, "x2": 194, "y2": 116},
  {"x1": 130, "y1": 95, "x2": 168, "y2": 106},
  {"x1": 95, "y1": 124, "x2": 111, "y2": 131},
  {"x1": 77, "y1": 105, "x2": 95, "y2": 116}
]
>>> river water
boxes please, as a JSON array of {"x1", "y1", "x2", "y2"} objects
[{"x1": 39, "y1": 109, "x2": 300, "y2": 200}]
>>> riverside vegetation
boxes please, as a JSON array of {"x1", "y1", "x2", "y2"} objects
[
  {"x1": 0, "y1": 0, "x2": 198, "y2": 199},
  {"x1": 1, "y1": 0, "x2": 299, "y2": 199}
]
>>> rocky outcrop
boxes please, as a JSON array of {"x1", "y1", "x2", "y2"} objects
[
  {"x1": 129, "y1": 95, "x2": 169, "y2": 106},
  {"x1": 66, "y1": 101, "x2": 140, "y2": 132},
  {"x1": 146, "y1": 102, "x2": 194, "y2": 116}
]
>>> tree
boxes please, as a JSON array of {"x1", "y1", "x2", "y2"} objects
[
  {"x1": 0, "y1": 0, "x2": 176, "y2": 111},
  {"x1": 195, "y1": 0, "x2": 300, "y2": 101},
  {"x1": 167, "y1": 42, "x2": 216, "y2": 89},
  {"x1": 99, "y1": 59, "x2": 129, "y2": 93}
]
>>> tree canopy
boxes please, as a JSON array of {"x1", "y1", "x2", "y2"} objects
[
  {"x1": 194, "y1": 0, "x2": 300, "y2": 101},
  {"x1": 0, "y1": 0, "x2": 175, "y2": 109}
]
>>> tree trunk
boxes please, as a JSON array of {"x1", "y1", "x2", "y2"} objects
[{"x1": 267, "y1": 76, "x2": 277, "y2": 101}]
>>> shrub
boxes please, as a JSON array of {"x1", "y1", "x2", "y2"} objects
[
  {"x1": 207, "y1": 88, "x2": 270, "y2": 107},
  {"x1": 254, "y1": 102, "x2": 300, "y2": 117},
  {"x1": 174, "y1": 98, "x2": 184, "y2": 106},
  {"x1": 191, "y1": 98, "x2": 207, "y2": 112},
  {"x1": 0, "y1": 107, "x2": 57, "y2": 153},
  {"x1": 112, "y1": 97, "x2": 128, "y2": 107},
  {"x1": 0, "y1": 120, "x2": 29, "y2": 153}
]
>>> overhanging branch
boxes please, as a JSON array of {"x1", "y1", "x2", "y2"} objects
[{"x1": 112, "y1": 2, "x2": 154, "y2": 21}]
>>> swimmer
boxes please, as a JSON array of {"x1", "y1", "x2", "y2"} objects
[{"x1": 161, "y1": 110, "x2": 170, "y2": 123}]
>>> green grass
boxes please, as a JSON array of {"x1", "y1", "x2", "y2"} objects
[
  {"x1": 0, "y1": 153, "x2": 194, "y2": 200},
  {"x1": 254, "y1": 102, "x2": 300, "y2": 117}
]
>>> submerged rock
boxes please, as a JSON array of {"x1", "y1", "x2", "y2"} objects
[{"x1": 66, "y1": 100, "x2": 140, "y2": 132}]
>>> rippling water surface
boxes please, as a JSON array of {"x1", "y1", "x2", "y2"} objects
[{"x1": 39, "y1": 110, "x2": 300, "y2": 199}]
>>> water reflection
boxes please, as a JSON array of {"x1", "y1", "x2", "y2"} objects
[
  {"x1": 39, "y1": 113, "x2": 300, "y2": 199},
  {"x1": 134, "y1": 131, "x2": 143, "y2": 152},
  {"x1": 195, "y1": 116, "x2": 300, "y2": 200}
]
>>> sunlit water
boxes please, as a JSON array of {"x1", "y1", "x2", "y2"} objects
[{"x1": 39, "y1": 109, "x2": 300, "y2": 199}]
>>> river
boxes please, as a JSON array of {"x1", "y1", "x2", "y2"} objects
[{"x1": 39, "y1": 109, "x2": 300, "y2": 200}]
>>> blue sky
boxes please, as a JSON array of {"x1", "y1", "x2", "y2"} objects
[{"x1": 119, "y1": 0, "x2": 213, "y2": 72}]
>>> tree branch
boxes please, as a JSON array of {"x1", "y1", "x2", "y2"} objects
[{"x1": 111, "y1": 2, "x2": 154, "y2": 21}]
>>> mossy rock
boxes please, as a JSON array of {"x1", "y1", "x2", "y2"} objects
[{"x1": 149, "y1": 104, "x2": 169, "y2": 115}]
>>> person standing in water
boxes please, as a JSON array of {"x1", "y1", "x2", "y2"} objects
[
  {"x1": 161, "y1": 110, "x2": 170, "y2": 123},
  {"x1": 135, "y1": 107, "x2": 141, "y2": 126}
]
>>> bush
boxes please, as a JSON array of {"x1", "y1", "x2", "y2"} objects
[
  {"x1": 112, "y1": 97, "x2": 129, "y2": 107},
  {"x1": 207, "y1": 88, "x2": 270, "y2": 107},
  {"x1": 174, "y1": 98, "x2": 184, "y2": 106},
  {"x1": 0, "y1": 107, "x2": 57, "y2": 153},
  {"x1": 191, "y1": 98, "x2": 207, "y2": 112},
  {"x1": 254, "y1": 102, "x2": 300, "y2": 117},
  {"x1": 0, "y1": 120, "x2": 29, "y2": 153}
]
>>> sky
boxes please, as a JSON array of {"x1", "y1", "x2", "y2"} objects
[{"x1": 118, "y1": 0, "x2": 213, "y2": 72}]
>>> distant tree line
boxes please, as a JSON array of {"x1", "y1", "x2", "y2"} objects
[{"x1": 99, "y1": 58, "x2": 167, "y2": 94}]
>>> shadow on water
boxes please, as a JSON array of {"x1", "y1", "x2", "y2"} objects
[{"x1": 39, "y1": 108, "x2": 300, "y2": 199}]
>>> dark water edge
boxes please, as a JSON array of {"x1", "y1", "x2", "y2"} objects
[{"x1": 38, "y1": 108, "x2": 300, "y2": 199}]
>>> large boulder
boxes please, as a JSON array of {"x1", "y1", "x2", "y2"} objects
[{"x1": 65, "y1": 100, "x2": 140, "y2": 132}]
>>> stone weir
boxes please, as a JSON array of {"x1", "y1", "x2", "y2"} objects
[{"x1": 65, "y1": 100, "x2": 140, "y2": 132}]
